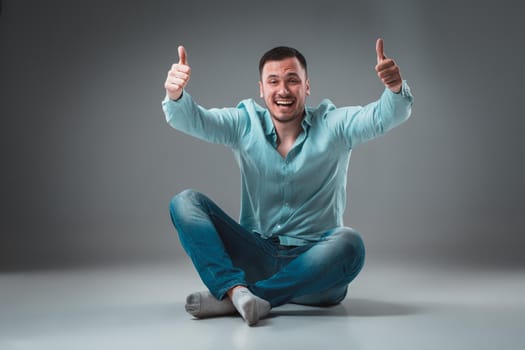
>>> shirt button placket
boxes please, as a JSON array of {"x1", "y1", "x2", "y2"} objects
[{"x1": 282, "y1": 158, "x2": 291, "y2": 228}]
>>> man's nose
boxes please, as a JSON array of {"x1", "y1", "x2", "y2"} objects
[{"x1": 278, "y1": 83, "x2": 290, "y2": 95}]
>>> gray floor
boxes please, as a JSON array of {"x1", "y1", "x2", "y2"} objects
[{"x1": 1, "y1": 259, "x2": 524, "y2": 350}]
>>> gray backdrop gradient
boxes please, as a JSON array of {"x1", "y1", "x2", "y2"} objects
[{"x1": 1, "y1": 0, "x2": 523, "y2": 270}]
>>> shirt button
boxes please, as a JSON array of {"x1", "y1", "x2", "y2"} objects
[{"x1": 277, "y1": 224, "x2": 281, "y2": 229}]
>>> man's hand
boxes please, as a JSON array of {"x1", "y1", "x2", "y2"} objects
[
  {"x1": 165, "y1": 45, "x2": 191, "y2": 101},
  {"x1": 375, "y1": 38, "x2": 402, "y2": 93}
]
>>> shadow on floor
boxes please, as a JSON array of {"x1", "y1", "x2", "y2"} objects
[
  {"x1": 271, "y1": 298, "x2": 426, "y2": 318},
  {"x1": 2, "y1": 299, "x2": 429, "y2": 337}
]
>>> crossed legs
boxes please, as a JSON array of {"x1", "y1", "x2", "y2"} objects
[{"x1": 169, "y1": 189, "x2": 365, "y2": 325}]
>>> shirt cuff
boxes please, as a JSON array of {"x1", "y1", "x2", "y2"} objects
[
  {"x1": 163, "y1": 89, "x2": 188, "y2": 103},
  {"x1": 387, "y1": 80, "x2": 414, "y2": 103}
]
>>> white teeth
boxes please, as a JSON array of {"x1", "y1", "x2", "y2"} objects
[{"x1": 275, "y1": 100, "x2": 293, "y2": 106}]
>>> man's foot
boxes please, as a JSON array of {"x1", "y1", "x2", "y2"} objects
[
  {"x1": 230, "y1": 287, "x2": 271, "y2": 326},
  {"x1": 185, "y1": 291, "x2": 236, "y2": 318}
]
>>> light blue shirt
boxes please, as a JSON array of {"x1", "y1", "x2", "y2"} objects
[{"x1": 162, "y1": 81, "x2": 413, "y2": 246}]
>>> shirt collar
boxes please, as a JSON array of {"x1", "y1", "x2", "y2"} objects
[
  {"x1": 302, "y1": 107, "x2": 313, "y2": 128},
  {"x1": 262, "y1": 110, "x2": 275, "y2": 136},
  {"x1": 262, "y1": 108, "x2": 312, "y2": 137}
]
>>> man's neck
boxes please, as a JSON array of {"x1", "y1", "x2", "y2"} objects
[
  {"x1": 272, "y1": 113, "x2": 304, "y2": 158},
  {"x1": 273, "y1": 115, "x2": 303, "y2": 145}
]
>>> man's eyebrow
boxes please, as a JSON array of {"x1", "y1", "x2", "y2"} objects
[{"x1": 265, "y1": 72, "x2": 301, "y2": 79}]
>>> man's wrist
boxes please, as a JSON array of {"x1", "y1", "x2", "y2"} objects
[{"x1": 168, "y1": 90, "x2": 184, "y2": 101}]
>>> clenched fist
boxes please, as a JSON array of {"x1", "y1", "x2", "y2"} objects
[
  {"x1": 165, "y1": 45, "x2": 191, "y2": 101},
  {"x1": 375, "y1": 39, "x2": 402, "y2": 93}
]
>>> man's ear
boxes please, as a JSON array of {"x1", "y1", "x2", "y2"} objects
[
  {"x1": 306, "y1": 79, "x2": 311, "y2": 96},
  {"x1": 259, "y1": 81, "x2": 263, "y2": 98}
]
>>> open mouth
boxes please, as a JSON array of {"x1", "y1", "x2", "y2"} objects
[{"x1": 275, "y1": 99, "x2": 294, "y2": 107}]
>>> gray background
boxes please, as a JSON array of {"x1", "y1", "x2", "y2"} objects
[{"x1": 1, "y1": 0, "x2": 523, "y2": 270}]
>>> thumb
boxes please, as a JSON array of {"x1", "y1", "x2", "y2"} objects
[
  {"x1": 376, "y1": 38, "x2": 385, "y2": 63},
  {"x1": 178, "y1": 45, "x2": 188, "y2": 65}
]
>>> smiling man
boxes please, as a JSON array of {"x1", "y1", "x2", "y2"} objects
[{"x1": 162, "y1": 40, "x2": 413, "y2": 326}]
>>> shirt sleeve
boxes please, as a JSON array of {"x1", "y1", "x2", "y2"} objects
[
  {"x1": 161, "y1": 91, "x2": 247, "y2": 148},
  {"x1": 335, "y1": 80, "x2": 414, "y2": 149}
]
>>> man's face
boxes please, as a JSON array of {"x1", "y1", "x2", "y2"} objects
[{"x1": 259, "y1": 57, "x2": 310, "y2": 124}]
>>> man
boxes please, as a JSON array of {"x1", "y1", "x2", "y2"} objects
[{"x1": 162, "y1": 39, "x2": 413, "y2": 326}]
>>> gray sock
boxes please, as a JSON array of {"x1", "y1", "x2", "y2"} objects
[
  {"x1": 185, "y1": 291, "x2": 236, "y2": 318},
  {"x1": 231, "y1": 287, "x2": 271, "y2": 326}
]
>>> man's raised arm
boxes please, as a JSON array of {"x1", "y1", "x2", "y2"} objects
[
  {"x1": 161, "y1": 45, "x2": 250, "y2": 147},
  {"x1": 330, "y1": 39, "x2": 413, "y2": 149}
]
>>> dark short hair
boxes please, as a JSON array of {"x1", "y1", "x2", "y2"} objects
[{"x1": 259, "y1": 46, "x2": 307, "y2": 77}]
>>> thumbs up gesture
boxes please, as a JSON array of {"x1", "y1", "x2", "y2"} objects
[
  {"x1": 165, "y1": 45, "x2": 191, "y2": 100},
  {"x1": 375, "y1": 39, "x2": 402, "y2": 93}
]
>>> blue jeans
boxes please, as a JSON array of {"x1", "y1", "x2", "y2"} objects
[{"x1": 169, "y1": 189, "x2": 365, "y2": 307}]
